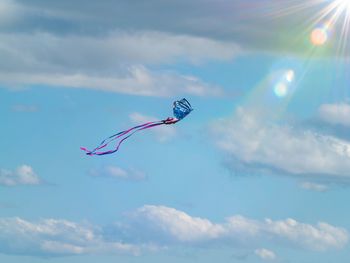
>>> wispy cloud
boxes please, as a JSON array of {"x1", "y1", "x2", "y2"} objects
[
  {"x1": 11, "y1": 104, "x2": 38, "y2": 112},
  {"x1": 0, "y1": 165, "x2": 41, "y2": 186},
  {"x1": 89, "y1": 166, "x2": 146, "y2": 181},
  {"x1": 300, "y1": 182, "x2": 329, "y2": 192},
  {"x1": 318, "y1": 103, "x2": 350, "y2": 127},
  {"x1": 0, "y1": 66, "x2": 222, "y2": 97},
  {"x1": 254, "y1": 248, "x2": 276, "y2": 261},
  {"x1": 211, "y1": 107, "x2": 350, "y2": 181}
]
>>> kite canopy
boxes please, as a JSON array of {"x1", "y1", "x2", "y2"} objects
[{"x1": 173, "y1": 98, "x2": 193, "y2": 120}]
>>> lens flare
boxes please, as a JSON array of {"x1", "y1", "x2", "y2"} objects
[
  {"x1": 285, "y1": 70, "x2": 295, "y2": 82},
  {"x1": 274, "y1": 83, "x2": 288, "y2": 97},
  {"x1": 310, "y1": 27, "x2": 328, "y2": 46},
  {"x1": 273, "y1": 69, "x2": 296, "y2": 98}
]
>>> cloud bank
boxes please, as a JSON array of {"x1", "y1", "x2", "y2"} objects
[
  {"x1": 4, "y1": 0, "x2": 333, "y2": 53},
  {"x1": 130, "y1": 205, "x2": 348, "y2": 251},
  {"x1": 1, "y1": 0, "x2": 340, "y2": 96},
  {"x1": 0, "y1": 205, "x2": 347, "y2": 257}
]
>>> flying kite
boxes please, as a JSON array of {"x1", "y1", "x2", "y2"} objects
[{"x1": 80, "y1": 98, "x2": 193, "y2": 156}]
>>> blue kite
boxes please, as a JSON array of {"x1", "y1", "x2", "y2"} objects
[{"x1": 81, "y1": 98, "x2": 193, "y2": 156}]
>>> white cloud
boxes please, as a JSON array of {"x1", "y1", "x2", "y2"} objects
[
  {"x1": 89, "y1": 166, "x2": 146, "y2": 181},
  {"x1": 262, "y1": 218, "x2": 348, "y2": 251},
  {"x1": 0, "y1": 206, "x2": 347, "y2": 257},
  {"x1": 129, "y1": 205, "x2": 348, "y2": 250},
  {"x1": 254, "y1": 248, "x2": 276, "y2": 261},
  {"x1": 318, "y1": 103, "x2": 350, "y2": 127},
  {"x1": 211, "y1": 107, "x2": 350, "y2": 179},
  {"x1": 101, "y1": 166, "x2": 128, "y2": 178},
  {"x1": 129, "y1": 112, "x2": 176, "y2": 142},
  {"x1": 0, "y1": 165, "x2": 41, "y2": 186},
  {"x1": 300, "y1": 182, "x2": 328, "y2": 192},
  {"x1": 0, "y1": 217, "x2": 139, "y2": 256},
  {"x1": 132, "y1": 205, "x2": 225, "y2": 242}
]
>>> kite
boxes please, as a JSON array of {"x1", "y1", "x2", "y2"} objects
[{"x1": 80, "y1": 98, "x2": 193, "y2": 156}]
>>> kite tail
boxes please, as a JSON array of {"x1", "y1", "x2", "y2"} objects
[{"x1": 80, "y1": 120, "x2": 167, "y2": 156}]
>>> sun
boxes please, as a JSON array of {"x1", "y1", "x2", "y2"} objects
[
  {"x1": 340, "y1": 0, "x2": 350, "y2": 11},
  {"x1": 330, "y1": 0, "x2": 350, "y2": 18}
]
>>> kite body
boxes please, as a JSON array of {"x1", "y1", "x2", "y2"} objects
[
  {"x1": 80, "y1": 98, "x2": 192, "y2": 156},
  {"x1": 173, "y1": 98, "x2": 192, "y2": 120}
]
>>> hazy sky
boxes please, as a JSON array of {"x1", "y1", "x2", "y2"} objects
[{"x1": 1, "y1": 0, "x2": 350, "y2": 262}]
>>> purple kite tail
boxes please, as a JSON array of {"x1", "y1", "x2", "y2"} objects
[{"x1": 80, "y1": 120, "x2": 166, "y2": 156}]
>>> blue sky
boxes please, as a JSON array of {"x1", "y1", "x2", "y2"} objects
[{"x1": 1, "y1": 0, "x2": 350, "y2": 262}]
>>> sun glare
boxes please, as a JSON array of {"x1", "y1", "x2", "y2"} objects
[{"x1": 340, "y1": 0, "x2": 350, "y2": 11}]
